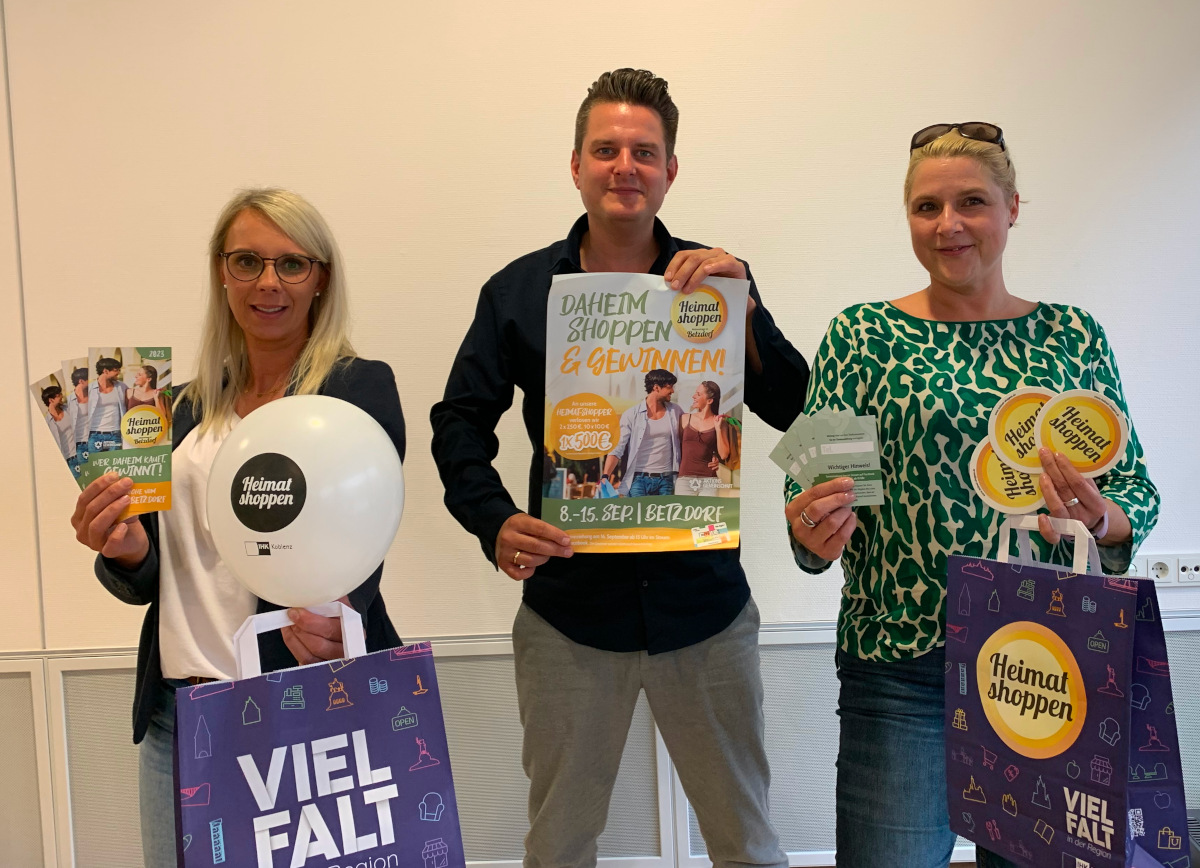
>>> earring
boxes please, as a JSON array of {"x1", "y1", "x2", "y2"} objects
[
  {"x1": 222, "y1": 284, "x2": 228, "y2": 290},
  {"x1": 315, "y1": 292, "x2": 321, "y2": 297}
]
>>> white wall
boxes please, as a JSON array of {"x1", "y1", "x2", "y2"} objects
[{"x1": 4, "y1": 0, "x2": 1199, "y2": 654}]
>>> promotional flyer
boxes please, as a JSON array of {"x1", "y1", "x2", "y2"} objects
[
  {"x1": 78, "y1": 346, "x2": 173, "y2": 517},
  {"x1": 542, "y1": 273, "x2": 747, "y2": 553}
]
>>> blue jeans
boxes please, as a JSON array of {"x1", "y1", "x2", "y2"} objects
[
  {"x1": 835, "y1": 648, "x2": 1015, "y2": 868},
  {"x1": 140, "y1": 678, "x2": 184, "y2": 866},
  {"x1": 628, "y1": 472, "x2": 675, "y2": 497}
]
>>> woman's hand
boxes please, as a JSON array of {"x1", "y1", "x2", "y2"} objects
[
  {"x1": 1037, "y1": 448, "x2": 1130, "y2": 545},
  {"x1": 283, "y1": 595, "x2": 354, "y2": 665},
  {"x1": 785, "y1": 477, "x2": 858, "y2": 561},
  {"x1": 71, "y1": 473, "x2": 149, "y2": 568}
]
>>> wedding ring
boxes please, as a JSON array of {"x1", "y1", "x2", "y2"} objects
[
  {"x1": 512, "y1": 550, "x2": 524, "y2": 567},
  {"x1": 1062, "y1": 497, "x2": 1080, "y2": 508},
  {"x1": 799, "y1": 509, "x2": 818, "y2": 529}
]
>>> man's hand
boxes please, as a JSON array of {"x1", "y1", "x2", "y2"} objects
[
  {"x1": 283, "y1": 595, "x2": 352, "y2": 665},
  {"x1": 665, "y1": 248, "x2": 746, "y2": 295},
  {"x1": 496, "y1": 513, "x2": 574, "y2": 580}
]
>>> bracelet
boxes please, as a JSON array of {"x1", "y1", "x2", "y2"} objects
[{"x1": 1088, "y1": 511, "x2": 1110, "y2": 541}]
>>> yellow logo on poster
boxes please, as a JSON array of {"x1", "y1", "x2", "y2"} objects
[
  {"x1": 121, "y1": 406, "x2": 167, "y2": 447},
  {"x1": 977, "y1": 621, "x2": 1087, "y2": 758},
  {"x1": 671, "y1": 285, "x2": 727, "y2": 343},
  {"x1": 549, "y1": 393, "x2": 621, "y2": 460}
]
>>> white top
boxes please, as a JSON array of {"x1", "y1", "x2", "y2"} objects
[
  {"x1": 89, "y1": 381, "x2": 127, "y2": 431},
  {"x1": 633, "y1": 413, "x2": 673, "y2": 474},
  {"x1": 158, "y1": 418, "x2": 257, "y2": 680},
  {"x1": 68, "y1": 392, "x2": 88, "y2": 444},
  {"x1": 49, "y1": 412, "x2": 74, "y2": 460}
]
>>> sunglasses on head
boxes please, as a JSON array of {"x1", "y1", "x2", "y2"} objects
[{"x1": 910, "y1": 122, "x2": 1006, "y2": 152}]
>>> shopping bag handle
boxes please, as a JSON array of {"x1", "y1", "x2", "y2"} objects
[
  {"x1": 996, "y1": 515, "x2": 1100, "y2": 574},
  {"x1": 233, "y1": 602, "x2": 368, "y2": 680}
]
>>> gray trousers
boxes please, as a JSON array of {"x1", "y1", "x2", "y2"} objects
[{"x1": 513, "y1": 598, "x2": 787, "y2": 868}]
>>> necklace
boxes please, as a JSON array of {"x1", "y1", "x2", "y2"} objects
[{"x1": 252, "y1": 375, "x2": 289, "y2": 398}]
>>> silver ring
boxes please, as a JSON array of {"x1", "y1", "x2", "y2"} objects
[
  {"x1": 1062, "y1": 497, "x2": 1080, "y2": 508},
  {"x1": 799, "y1": 509, "x2": 818, "y2": 529}
]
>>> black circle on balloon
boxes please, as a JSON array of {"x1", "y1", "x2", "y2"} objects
[{"x1": 230, "y1": 452, "x2": 307, "y2": 532}]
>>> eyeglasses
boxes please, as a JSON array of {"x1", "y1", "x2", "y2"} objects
[
  {"x1": 220, "y1": 250, "x2": 324, "y2": 284},
  {"x1": 910, "y1": 122, "x2": 1006, "y2": 152}
]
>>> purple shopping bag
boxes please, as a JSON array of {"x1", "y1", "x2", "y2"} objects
[
  {"x1": 174, "y1": 603, "x2": 465, "y2": 868},
  {"x1": 945, "y1": 516, "x2": 1188, "y2": 868}
]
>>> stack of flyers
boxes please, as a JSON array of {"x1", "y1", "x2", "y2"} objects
[
  {"x1": 771, "y1": 408, "x2": 885, "y2": 506},
  {"x1": 27, "y1": 347, "x2": 173, "y2": 519}
]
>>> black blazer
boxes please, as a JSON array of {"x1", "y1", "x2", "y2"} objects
[{"x1": 94, "y1": 357, "x2": 406, "y2": 743}]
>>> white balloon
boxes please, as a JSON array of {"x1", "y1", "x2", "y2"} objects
[{"x1": 206, "y1": 395, "x2": 404, "y2": 607}]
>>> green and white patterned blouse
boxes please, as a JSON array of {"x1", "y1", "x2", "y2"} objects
[{"x1": 785, "y1": 302, "x2": 1159, "y2": 662}]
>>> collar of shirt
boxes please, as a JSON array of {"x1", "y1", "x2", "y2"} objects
[{"x1": 551, "y1": 214, "x2": 681, "y2": 276}]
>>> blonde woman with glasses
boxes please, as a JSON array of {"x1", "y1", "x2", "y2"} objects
[{"x1": 70, "y1": 188, "x2": 407, "y2": 864}]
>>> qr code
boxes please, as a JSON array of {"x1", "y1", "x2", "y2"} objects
[{"x1": 1128, "y1": 808, "x2": 1144, "y2": 838}]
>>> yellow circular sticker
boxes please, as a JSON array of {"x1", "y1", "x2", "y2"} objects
[
  {"x1": 977, "y1": 621, "x2": 1087, "y2": 758},
  {"x1": 670, "y1": 285, "x2": 727, "y2": 343},
  {"x1": 969, "y1": 440, "x2": 1045, "y2": 514},
  {"x1": 548, "y1": 393, "x2": 621, "y2": 460},
  {"x1": 1034, "y1": 389, "x2": 1128, "y2": 478},
  {"x1": 121, "y1": 406, "x2": 167, "y2": 448},
  {"x1": 988, "y1": 387, "x2": 1054, "y2": 473}
]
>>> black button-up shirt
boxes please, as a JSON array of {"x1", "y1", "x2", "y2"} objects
[{"x1": 431, "y1": 214, "x2": 809, "y2": 653}]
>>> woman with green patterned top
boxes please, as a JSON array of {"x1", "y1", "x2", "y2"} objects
[{"x1": 784, "y1": 124, "x2": 1158, "y2": 868}]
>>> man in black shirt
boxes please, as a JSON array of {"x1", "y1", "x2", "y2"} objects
[{"x1": 431, "y1": 69, "x2": 808, "y2": 868}]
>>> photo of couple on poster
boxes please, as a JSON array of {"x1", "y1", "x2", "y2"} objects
[{"x1": 596, "y1": 368, "x2": 741, "y2": 498}]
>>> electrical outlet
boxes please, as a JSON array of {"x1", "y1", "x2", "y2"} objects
[
  {"x1": 1122, "y1": 556, "x2": 1150, "y2": 581},
  {"x1": 1177, "y1": 553, "x2": 1200, "y2": 584},
  {"x1": 1147, "y1": 556, "x2": 1178, "y2": 583}
]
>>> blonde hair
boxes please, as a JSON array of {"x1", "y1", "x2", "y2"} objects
[
  {"x1": 182, "y1": 188, "x2": 355, "y2": 433},
  {"x1": 904, "y1": 131, "x2": 1018, "y2": 205}
]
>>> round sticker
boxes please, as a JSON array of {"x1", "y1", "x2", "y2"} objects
[
  {"x1": 977, "y1": 621, "x2": 1087, "y2": 758},
  {"x1": 969, "y1": 440, "x2": 1045, "y2": 514},
  {"x1": 549, "y1": 393, "x2": 621, "y2": 460},
  {"x1": 121, "y1": 406, "x2": 168, "y2": 448},
  {"x1": 230, "y1": 452, "x2": 307, "y2": 533},
  {"x1": 1034, "y1": 390, "x2": 1128, "y2": 478},
  {"x1": 988, "y1": 387, "x2": 1053, "y2": 473},
  {"x1": 670, "y1": 285, "x2": 727, "y2": 343}
]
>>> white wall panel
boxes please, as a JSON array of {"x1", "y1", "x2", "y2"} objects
[
  {"x1": 0, "y1": 666, "x2": 53, "y2": 865},
  {"x1": 0, "y1": 5, "x2": 43, "y2": 652}
]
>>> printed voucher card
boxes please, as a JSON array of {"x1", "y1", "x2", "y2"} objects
[
  {"x1": 77, "y1": 346, "x2": 173, "y2": 517},
  {"x1": 770, "y1": 408, "x2": 885, "y2": 506},
  {"x1": 542, "y1": 273, "x2": 747, "y2": 553}
]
